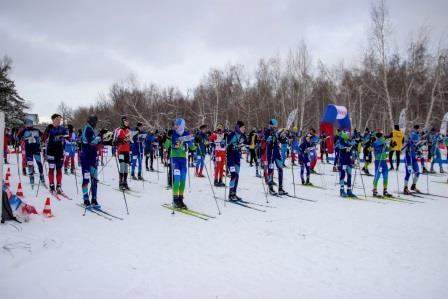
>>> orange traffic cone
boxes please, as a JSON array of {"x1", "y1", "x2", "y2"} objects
[
  {"x1": 6, "y1": 167, "x2": 11, "y2": 177},
  {"x1": 16, "y1": 182, "x2": 25, "y2": 197},
  {"x1": 4, "y1": 174, "x2": 10, "y2": 187},
  {"x1": 42, "y1": 197, "x2": 54, "y2": 218}
]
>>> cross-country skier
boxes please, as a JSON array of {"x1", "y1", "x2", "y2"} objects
[
  {"x1": 389, "y1": 125, "x2": 404, "y2": 170},
  {"x1": 194, "y1": 124, "x2": 208, "y2": 177},
  {"x1": 333, "y1": 128, "x2": 342, "y2": 172},
  {"x1": 64, "y1": 124, "x2": 77, "y2": 174},
  {"x1": 264, "y1": 118, "x2": 288, "y2": 196},
  {"x1": 298, "y1": 133, "x2": 313, "y2": 185},
  {"x1": 372, "y1": 130, "x2": 393, "y2": 197},
  {"x1": 130, "y1": 122, "x2": 145, "y2": 180},
  {"x1": 164, "y1": 118, "x2": 196, "y2": 209},
  {"x1": 279, "y1": 129, "x2": 289, "y2": 167},
  {"x1": 248, "y1": 127, "x2": 258, "y2": 167},
  {"x1": 336, "y1": 130, "x2": 356, "y2": 198},
  {"x1": 44, "y1": 113, "x2": 68, "y2": 194},
  {"x1": 361, "y1": 128, "x2": 373, "y2": 175},
  {"x1": 209, "y1": 124, "x2": 226, "y2": 187},
  {"x1": 319, "y1": 131, "x2": 330, "y2": 163},
  {"x1": 114, "y1": 116, "x2": 132, "y2": 190},
  {"x1": 17, "y1": 118, "x2": 45, "y2": 186},
  {"x1": 291, "y1": 127, "x2": 300, "y2": 166},
  {"x1": 3, "y1": 127, "x2": 11, "y2": 164},
  {"x1": 308, "y1": 128, "x2": 320, "y2": 173},
  {"x1": 80, "y1": 115, "x2": 101, "y2": 208},
  {"x1": 226, "y1": 120, "x2": 247, "y2": 201},
  {"x1": 403, "y1": 125, "x2": 422, "y2": 194},
  {"x1": 429, "y1": 128, "x2": 444, "y2": 173},
  {"x1": 14, "y1": 127, "x2": 28, "y2": 175},
  {"x1": 144, "y1": 129, "x2": 157, "y2": 171}
]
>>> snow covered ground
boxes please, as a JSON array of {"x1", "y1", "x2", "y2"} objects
[{"x1": 1, "y1": 153, "x2": 448, "y2": 299}]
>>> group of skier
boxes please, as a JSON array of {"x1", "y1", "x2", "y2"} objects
[{"x1": 3, "y1": 113, "x2": 448, "y2": 212}]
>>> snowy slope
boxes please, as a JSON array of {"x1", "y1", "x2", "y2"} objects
[{"x1": 1, "y1": 154, "x2": 448, "y2": 299}]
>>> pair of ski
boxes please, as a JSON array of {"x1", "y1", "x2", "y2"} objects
[
  {"x1": 270, "y1": 191, "x2": 316, "y2": 202},
  {"x1": 406, "y1": 191, "x2": 448, "y2": 199},
  {"x1": 112, "y1": 188, "x2": 141, "y2": 198},
  {"x1": 297, "y1": 183, "x2": 327, "y2": 190},
  {"x1": 368, "y1": 194, "x2": 422, "y2": 204},
  {"x1": 224, "y1": 199, "x2": 272, "y2": 212},
  {"x1": 49, "y1": 190, "x2": 73, "y2": 201},
  {"x1": 162, "y1": 203, "x2": 216, "y2": 220},
  {"x1": 76, "y1": 203, "x2": 124, "y2": 221}
]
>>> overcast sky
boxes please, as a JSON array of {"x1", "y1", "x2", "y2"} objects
[{"x1": 1, "y1": 0, "x2": 446, "y2": 122}]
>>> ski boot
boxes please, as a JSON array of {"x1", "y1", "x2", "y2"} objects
[
  {"x1": 49, "y1": 184, "x2": 56, "y2": 193},
  {"x1": 301, "y1": 178, "x2": 305, "y2": 185},
  {"x1": 123, "y1": 181, "x2": 130, "y2": 190},
  {"x1": 383, "y1": 189, "x2": 392, "y2": 198},
  {"x1": 332, "y1": 166, "x2": 338, "y2": 172},
  {"x1": 172, "y1": 195, "x2": 182, "y2": 208},
  {"x1": 269, "y1": 185, "x2": 277, "y2": 195},
  {"x1": 422, "y1": 167, "x2": 428, "y2": 174},
  {"x1": 346, "y1": 189, "x2": 357, "y2": 198},
  {"x1": 305, "y1": 178, "x2": 312, "y2": 186},
  {"x1": 64, "y1": 168, "x2": 69, "y2": 175},
  {"x1": 56, "y1": 184, "x2": 63, "y2": 194},
  {"x1": 138, "y1": 174, "x2": 144, "y2": 180},
  {"x1": 235, "y1": 194, "x2": 243, "y2": 201},
  {"x1": 214, "y1": 179, "x2": 220, "y2": 187},
  {"x1": 440, "y1": 168, "x2": 445, "y2": 174},
  {"x1": 39, "y1": 174, "x2": 45, "y2": 184},
  {"x1": 146, "y1": 166, "x2": 150, "y2": 171},
  {"x1": 218, "y1": 179, "x2": 225, "y2": 187},
  {"x1": 278, "y1": 187, "x2": 288, "y2": 196},
  {"x1": 70, "y1": 168, "x2": 75, "y2": 174},
  {"x1": 83, "y1": 199, "x2": 92, "y2": 208},
  {"x1": 255, "y1": 171, "x2": 262, "y2": 178},
  {"x1": 429, "y1": 167, "x2": 436, "y2": 174},
  {"x1": 118, "y1": 174, "x2": 125, "y2": 190},
  {"x1": 22, "y1": 167, "x2": 27, "y2": 176},
  {"x1": 91, "y1": 198, "x2": 101, "y2": 209},
  {"x1": 131, "y1": 174, "x2": 138, "y2": 180},
  {"x1": 403, "y1": 186, "x2": 412, "y2": 195},
  {"x1": 178, "y1": 196, "x2": 187, "y2": 209},
  {"x1": 340, "y1": 188, "x2": 348, "y2": 197},
  {"x1": 372, "y1": 188, "x2": 378, "y2": 197},
  {"x1": 228, "y1": 193, "x2": 238, "y2": 202},
  {"x1": 29, "y1": 175, "x2": 35, "y2": 186},
  {"x1": 411, "y1": 183, "x2": 420, "y2": 193}
]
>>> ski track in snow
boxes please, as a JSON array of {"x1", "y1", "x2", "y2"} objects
[{"x1": 1, "y1": 156, "x2": 448, "y2": 299}]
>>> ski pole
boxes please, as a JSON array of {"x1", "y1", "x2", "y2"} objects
[
  {"x1": 223, "y1": 136, "x2": 228, "y2": 206},
  {"x1": 114, "y1": 153, "x2": 129, "y2": 214},
  {"x1": 199, "y1": 146, "x2": 221, "y2": 215},
  {"x1": 187, "y1": 150, "x2": 191, "y2": 191},
  {"x1": 358, "y1": 158, "x2": 368, "y2": 200},
  {"x1": 139, "y1": 142, "x2": 145, "y2": 189},
  {"x1": 73, "y1": 157, "x2": 79, "y2": 195},
  {"x1": 396, "y1": 156, "x2": 400, "y2": 197},
  {"x1": 156, "y1": 145, "x2": 159, "y2": 181},
  {"x1": 291, "y1": 150, "x2": 296, "y2": 198},
  {"x1": 258, "y1": 156, "x2": 269, "y2": 203},
  {"x1": 15, "y1": 141, "x2": 22, "y2": 183}
]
